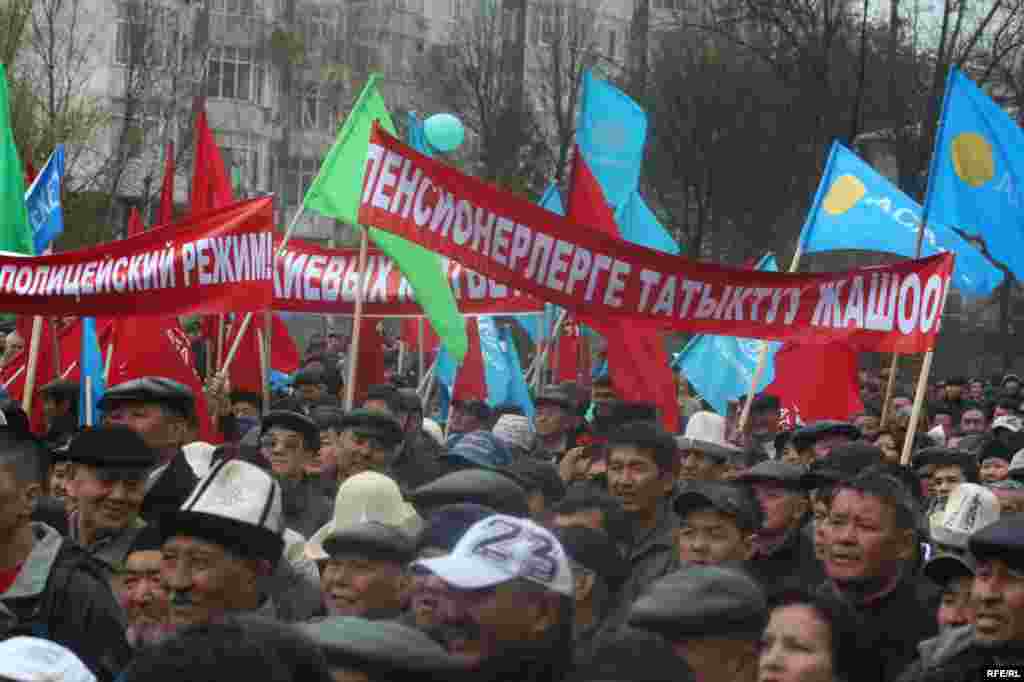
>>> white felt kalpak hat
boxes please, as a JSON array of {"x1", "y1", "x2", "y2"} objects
[
  {"x1": 159, "y1": 458, "x2": 285, "y2": 563},
  {"x1": 0, "y1": 636, "x2": 96, "y2": 682},
  {"x1": 932, "y1": 482, "x2": 1000, "y2": 549},
  {"x1": 306, "y1": 471, "x2": 421, "y2": 561}
]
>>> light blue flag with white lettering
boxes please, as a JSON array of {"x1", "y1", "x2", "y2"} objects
[
  {"x1": 799, "y1": 140, "x2": 1003, "y2": 298},
  {"x1": 924, "y1": 67, "x2": 1024, "y2": 284},
  {"x1": 26, "y1": 145, "x2": 64, "y2": 254},
  {"x1": 672, "y1": 255, "x2": 782, "y2": 415},
  {"x1": 79, "y1": 316, "x2": 105, "y2": 427},
  {"x1": 479, "y1": 316, "x2": 534, "y2": 418}
]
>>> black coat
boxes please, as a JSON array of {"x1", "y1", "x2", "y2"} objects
[
  {"x1": 390, "y1": 431, "x2": 444, "y2": 492},
  {"x1": 747, "y1": 523, "x2": 825, "y2": 600}
]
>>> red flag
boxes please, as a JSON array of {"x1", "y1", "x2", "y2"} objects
[
  {"x1": 567, "y1": 148, "x2": 679, "y2": 432},
  {"x1": 158, "y1": 142, "x2": 176, "y2": 226},
  {"x1": 2, "y1": 317, "x2": 63, "y2": 433},
  {"x1": 451, "y1": 317, "x2": 487, "y2": 402},
  {"x1": 127, "y1": 207, "x2": 146, "y2": 238},
  {"x1": 24, "y1": 157, "x2": 36, "y2": 190},
  {"x1": 352, "y1": 318, "x2": 387, "y2": 405},
  {"x1": 107, "y1": 316, "x2": 219, "y2": 443},
  {"x1": 225, "y1": 314, "x2": 300, "y2": 394},
  {"x1": 189, "y1": 109, "x2": 234, "y2": 215},
  {"x1": 555, "y1": 318, "x2": 580, "y2": 384},
  {"x1": 401, "y1": 318, "x2": 439, "y2": 371},
  {"x1": 764, "y1": 341, "x2": 864, "y2": 425}
]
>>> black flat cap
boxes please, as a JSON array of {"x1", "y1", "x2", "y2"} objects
[
  {"x1": 554, "y1": 525, "x2": 629, "y2": 592},
  {"x1": 923, "y1": 552, "x2": 976, "y2": 587},
  {"x1": 410, "y1": 469, "x2": 529, "y2": 517},
  {"x1": 969, "y1": 516, "x2": 1024, "y2": 574},
  {"x1": 774, "y1": 430, "x2": 794, "y2": 453},
  {"x1": 262, "y1": 410, "x2": 319, "y2": 451},
  {"x1": 629, "y1": 565, "x2": 767, "y2": 640},
  {"x1": 299, "y1": 617, "x2": 470, "y2": 675},
  {"x1": 792, "y1": 421, "x2": 860, "y2": 448},
  {"x1": 535, "y1": 384, "x2": 575, "y2": 410},
  {"x1": 737, "y1": 461, "x2": 806, "y2": 489},
  {"x1": 801, "y1": 442, "x2": 883, "y2": 489},
  {"x1": 127, "y1": 523, "x2": 164, "y2": 555},
  {"x1": 508, "y1": 457, "x2": 566, "y2": 503},
  {"x1": 39, "y1": 379, "x2": 79, "y2": 398},
  {"x1": 229, "y1": 390, "x2": 262, "y2": 407},
  {"x1": 340, "y1": 409, "x2": 405, "y2": 447},
  {"x1": 322, "y1": 521, "x2": 415, "y2": 564},
  {"x1": 99, "y1": 377, "x2": 195, "y2": 418},
  {"x1": 66, "y1": 425, "x2": 158, "y2": 471},
  {"x1": 309, "y1": 406, "x2": 345, "y2": 432},
  {"x1": 674, "y1": 482, "x2": 764, "y2": 533}
]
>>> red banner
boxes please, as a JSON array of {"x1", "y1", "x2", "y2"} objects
[
  {"x1": 274, "y1": 238, "x2": 544, "y2": 317},
  {"x1": 358, "y1": 127, "x2": 955, "y2": 354},
  {"x1": 0, "y1": 198, "x2": 275, "y2": 316}
]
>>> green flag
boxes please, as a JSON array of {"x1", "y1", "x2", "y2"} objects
[
  {"x1": 305, "y1": 75, "x2": 468, "y2": 361},
  {"x1": 0, "y1": 65, "x2": 33, "y2": 255}
]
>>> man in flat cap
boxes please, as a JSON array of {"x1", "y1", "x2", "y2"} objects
[
  {"x1": 674, "y1": 482, "x2": 762, "y2": 568},
  {"x1": 39, "y1": 378, "x2": 78, "y2": 449},
  {"x1": 261, "y1": 410, "x2": 332, "y2": 537},
  {"x1": 790, "y1": 421, "x2": 861, "y2": 467},
  {"x1": 65, "y1": 426, "x2": 158, "y2": 575},
  {"x1": 410, "y1": 468, "x2": 531, "y2": 518},
  {"x1": 534, "y1": 385, "x2": 579, "y2": 463},
  {"x1": 387, "y1": 388, "x2": 444, "y2": 491},
  {"x1": 629, "y1": 565, "x2": 767, "y2": 682},
  {"x1": 317, "y1": 521, "x2": 414, "y2": 620},
  {"x1": 335, "y1": 409, "x2": 406, "y2": 485},
  {"x1": 100, "y1": 376, "x2": 200, "y2": 520},
  {"x1": 300, "y1": 617, "x2": 470, "y2": 682}
]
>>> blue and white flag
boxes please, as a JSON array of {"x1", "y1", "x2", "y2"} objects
[
  {"x1": 479, "y1": 316, "x2": 534, "y2": 418},
  {"x1": 26, "y1": 145, "x2": 64, "y2": 254},
  {"x1": 79, "y1": 316, "x2": 105, "y2": 427}
]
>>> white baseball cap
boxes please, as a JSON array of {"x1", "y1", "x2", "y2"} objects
[
  {"x1": 0, "y1": 636, "x2": 96, "y2": 682},
  {"x1": 412, "y1": 514, "x2": 574, "y2": 597}
]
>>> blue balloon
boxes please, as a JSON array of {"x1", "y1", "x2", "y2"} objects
[{"x1": 424, "y1": 113, "x2": 465, "y2": 153}]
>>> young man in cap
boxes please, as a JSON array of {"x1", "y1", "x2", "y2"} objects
[
  {"x1": 38, "y1": 378, "x2": 79, "y2": 448},
  {"x1": 790, "y1": 421, "x2": 861, "y2": 466},
  {"x1": 158, "y1": 459, "x2": 290, "y2": 627},
  {"x1": 534, "y1": 385, "x2": 579, "y2": 463},
  {"x1": 0, "y1": 431, "x2": 131, "y2": 681},
  {"x1": 261, "y1": 410, "x2": 332, "y2": 537},
  {"x1": 923, "y1": 552, "x2": 976, "y2": 632},
  {"x1": 111, "y1": 524, "x2": 172, "y2": 648},
  {"x1": 336, "y1": 409, "x2": 406, "y2": 484},
  {"x1": 100, "y1": 376, "x2": 201, "y2": 520},
  {"x1": 673, "y1": 482, "x2": 762, "y2": 567},
  {"x1": 294, "y1": 368, "x2": 330, "y2": 408},
  {"x1": 737, "y1": 460, "x2": 822, "y2": 598},
  {"x1": 605, "y1": 421, "x2": 681, "y2": 602},
  {"x1": 821, "y1": 471, "x2": 939, "y2": 681},
  {"x1": 629, "y1": 565, "x2": 767, "y2": 682},
  {"x1": 65, "y1": 426, "x2": 158, "y2": 574},
  {"x1": 318, "y1": 521, "x2": 414, "y2": 620},
  {"x1": 411, "y1": 514, "x2": 576, "y2": 682}
]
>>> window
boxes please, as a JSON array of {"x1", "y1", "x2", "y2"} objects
[
  {"x1": 304, "y1": 6, "x2": 336, "y2": 42},
  {"x1": 652, "y1": 0, "x2": 685, "y2": 9},
  {"x1": 279, "y1": 157, "x2": 321, "y2": 208},
  {"x1": 216, "y1": 131, "x2": 261, "y2": 195},
  {"x1": 393, "y1": 0, "x2": 424, "y2": 12},
  {"x1": 503, "y1": 8, "x2": 519, "y2": 43},
  {"x1": 210, "y1": 0, "x2": 256, "y2": 35},
  {"x1": 206, "y1": 47, "x2": 266, "y2": 103},
  {"x1": 533, "y1": 4, "x2": 558, "y2": 45},
  {"x1": 449, "y1": 0, "x2": 464, "y2": 20},
  {"x1": 115, "y1": 1, "x2": 178, "y2": 67},
  {"x1": 608, "y1": 28, "x2": 616, "y2": 59},
  {"x1": 298, "y1": 83, "x2": 333, "y2": 131}
]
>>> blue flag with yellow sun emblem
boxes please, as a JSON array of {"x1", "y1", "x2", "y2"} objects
[
  {"x1": 925, "y1": 67, "x2": 1024, "y2": 283},
  {"x1": 798, "y1": 140, "x2": 1003, "y2": 297}
]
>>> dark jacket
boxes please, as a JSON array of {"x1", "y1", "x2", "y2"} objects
[
  {"x1": 140, "y1": 448, "x2": 200, "y2": 522},
  {"x1": 0, "y1": 523, "x2": 132, "y2": 681},
  {"x1": 621, "y1": 500, "x2": 680, "y2": 603},
  {"x1": 819, "y1": 574, "x2": 940, "y2": 681},
  {"x1": 279, "y1": 476, "x2": 332, "y2": 539},
  {"x1": 68, "y1": 512, "x2": 146, "y2": 574},
  {"x1": 747, "y1": 519, "x2": 825, "y2": 600},
  {"x1": 390, "y1": 431, "x2": 444, "y2": 492},
  {"x1": 895, "y1": 627, "x2": 1024, "y2": 682}
]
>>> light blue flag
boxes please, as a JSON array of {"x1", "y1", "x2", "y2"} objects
[
  {"x1": 26, "y1": 145, "x2": 64, "y2": 254},
  {"x1": 799, "y1": 140, "x2": 1002, "y2": 297},
  {"x1": 673, "y1": 255, "x2": 782, "y2": 415},
  {"x1": 577, "y1": 70, "x2": 647, "y2": 211},
  {"x1": 479, "y1": 316, "x2": 534, "y2": 418},
  {"x1": 615, "y1": 190, "x2": 680, "y2": 255},
  {"x1": 79, "y1": 316, "x2": 105, "y2": 427},
  {"x1": 925, "y1": 67, "x2": 1024, "y2": 283},
  {"x1": 407, "y1": 112, "x2": 434, "y2": 157}
]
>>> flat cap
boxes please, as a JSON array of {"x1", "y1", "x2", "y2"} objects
[
  {"x1": 445, "y1": 430, "x2": 512, "y2": 469},
  {"x1": 792, "y1": 421, "x2": 860, "y2": 448},
  {"x1": 509, "y1": 457, "x2": 566, "y2": 503},
  {"x1": 554, "y1": 525, "x2": 629, "y2": 591},
  {"x1": 340, "y1": 409, "x2": 405, "y2": 447},
  {"x1": 321, "y1": 521, "x2": 415, "y2": 564},
  {"x1": 923, "y1": 552, "x2": 976, "y2": 587},
  {"x1": 674, "y1": 482, "x2": 763, "y2": 533},
  {"x1": 298, "y1": 617, "x2": 470, "y2": 675},
  {"x1": 262, "y1": 410, "x2": 319, "y2": 451},
  {"x1": 416, "y1": 503, "x2": 497, "y2": 554},
  {"x1": 410, "y1": 469, "x2": 529, "y2": 517},
  {"x1": 39, "y1": 379, "x2": 79, "y2": 398},
  {"x1": 65, "y1": 425, "x2": 158, "y2": 471},
  {"x1": 737, "y1": 460, "x2": 806, "y2": 489},
  {"x1": 969, "y1": 516, "x2": 1024, "y2": 574},
  {"x1": 629, "y1": 565, "x2": 767, "y2": 640},
  {"x1": 801, "y1": 442, "x2": 883, "y2": 489},
  {"x1": 535, "y1": 384, "x2": 575, "y2": 410},
  {"x1": 98, "y1": 377, "x2": 194, "y2": 418}
]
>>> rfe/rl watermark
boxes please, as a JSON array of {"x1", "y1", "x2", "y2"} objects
[{"x1": 986, "y1": 667, "x2": 1024, "y2": 679}]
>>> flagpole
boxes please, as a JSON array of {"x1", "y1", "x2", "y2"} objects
[
  {"x1": 398, "y1": 340, "x2": 406, "y2": 377},
  {"x1": 531, "y1": 310, "x2": 568, "y2": 391},
  {"x1": 418, "y1": 317, "x2": 425, "y2": 381},
  {"x1": 262, "y1": 311, "x2": 272, "y2": 415},
  {"x1": 49, "y1": 318, "x2": 60, "y2": 378},
  {"x1": 215, "y1": 315, "x2": 226, "y2": 373},
  {"x1": 103, "y1": 341, "x2": 113, "y2": 383},
  {"x1": 21, "y1": 316, "x2": 43, "y2": 414},
  {"x1": 344, "y1": 228, "x2": 370, "y2": 410},
  {"x1": 257, "y1": 327, "x2": 269, "y2": 417},
  {"x1": 84, "y1": 375, "x2": 93, "y2": 427}
]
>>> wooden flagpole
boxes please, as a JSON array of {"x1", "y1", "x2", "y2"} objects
[
  {"x1": 343, "y1": 228, "x2": 370, "y2": 410},
  {"x1": 20, "y1": 316, "x2": 43, "y2": 413}
]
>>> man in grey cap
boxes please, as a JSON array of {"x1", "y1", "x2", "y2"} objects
[
  {"x1": 100, "y1": 376, "x2": 200, "y2": 520},
  {"x1": 410, "y1": 469, "x2": 531, "y2": 518},
  {"x1": 64, "y1": 426, "x2": 158, "y2": 575},
  {"x1": 336, "y1": 409, "x2": 407, "y2": 484},
  {"x1": 534, "y1": 385, "x2": 579, "y2": 463},
  {"x1": 317, "y1": 521, "x2": 414, "y2": 620},
  {"x1": 629, "y1": 565, "x2": 767, "y2": 682},
  {"x1": 673, "y1": 482, "x2": 762, "y2": 567}
]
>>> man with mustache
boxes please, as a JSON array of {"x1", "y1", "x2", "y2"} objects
[
  {"x1": 111, "y1": 525, "x2": 172, "y2": 648},
  {"x1": 65, "y1": 426, "x2": 158, "y2": 575}
]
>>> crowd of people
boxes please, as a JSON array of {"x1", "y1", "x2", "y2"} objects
[{"x1": 0, "y1": 323, "x2": 1023, "y2": 682}]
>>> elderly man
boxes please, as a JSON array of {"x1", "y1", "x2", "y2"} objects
[
  {"x1": 111, "y1": 525, "x2": 172, "y2": 648},
  {"x1": 676, "y1": 412, "x2": 739, "y2": 484},
  {"x1": 791, "y1": 421, "x2": 861, "y2": 466},
  {"x1": 317, "y1": 521, "x2": 414, "y2": 620},
  {"x1": 534, "y1": 385, "x2": 579, "y2": 462}
]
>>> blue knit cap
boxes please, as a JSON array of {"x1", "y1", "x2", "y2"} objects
[
  {"x1": 444, "y1": 430, "x2": 513, "y2": 469},
  {"x1": 416, "y1": 503, "x2": 496, "y2": 553}
]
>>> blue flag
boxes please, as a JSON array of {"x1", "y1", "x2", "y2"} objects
[
  {"x1": 615, "y1": 190, "x2": 680, "y2": 255},
  {"x1": 673, "y1": 255, "x2": 782, "y2": 415},
  {"x1": 925, "y1": 68, "x2": 1024, "y2": 282},
  {"x1": 479, "y1": 316, "x2": 534, "y2": 418},
  {"x1": 799, "y1": 140, "x2": 1002, "y2": 297},
  {"x1": 79, "y1": 316, "x2": 105, "y2": 427},
  {"x1": 26, "y1": 145, "x2": 64, "y2": 254},
  {"x1": 407, "y1": 112, "x2": 434, "y2": 157}
]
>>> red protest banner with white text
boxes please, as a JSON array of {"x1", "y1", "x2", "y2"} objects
[
  {"x1": 358, "y1": 126, "x2": 954, "y2": 354},
  {"x1": 274, "y1": 238, "x2": 543, "y2": 317},
  {"x1": 0, "y1": 197, "x2": 275, "y2": 316}
]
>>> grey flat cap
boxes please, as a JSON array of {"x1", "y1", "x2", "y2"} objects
[
  {"x1": 99, "y1": 376, "x2": 195, "y2": 417},
  {"x1": 321, "y1": 521, "x2": 415, "y2": 564},
  {"x1": 410, "y1": 469, "x2": 529, "y2": 517},
  {"x1": 629, "y1": 565, "x2": 767, "y2": 640}
]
